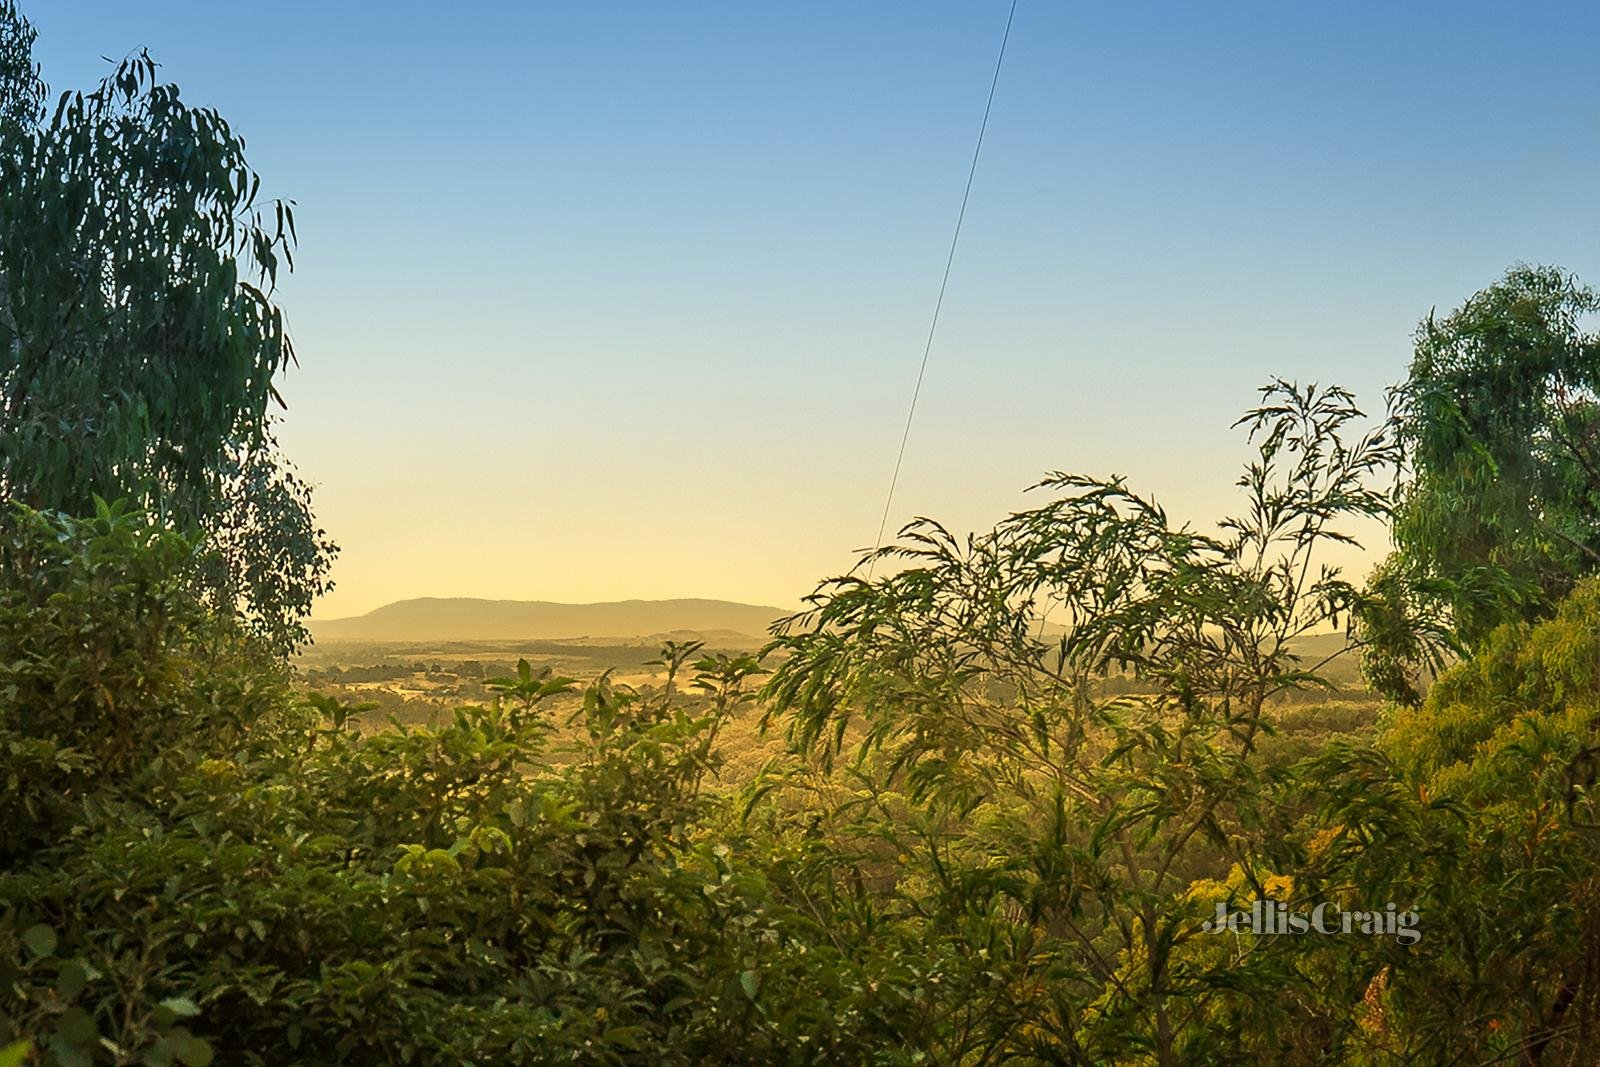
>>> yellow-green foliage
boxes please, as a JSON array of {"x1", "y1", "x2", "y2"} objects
[{"x1": 1383, "y1": 577, "x2": 1600, "y2": 805}]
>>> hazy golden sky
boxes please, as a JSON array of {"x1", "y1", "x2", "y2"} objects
[{"x1": 35, "y1": 3, "x2": 1600, "y2": 617}]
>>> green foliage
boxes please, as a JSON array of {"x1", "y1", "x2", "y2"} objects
[
  {"x1": 483, "y1": 658, "x2": 577, "y2": 723},
  {"x1": 1265, "y1": 580, "x2": 1600, "y2": 1062},
  {"x1": 0, "y1": 503, "x2": 813, "y2": 1064},
  {"x1": 0, "y1": 501, "x2": 284, "y2": 863},
  {"x1": 9, "y1": 379, "x2": 1600, "y2": 1062},
  {"x1": 0, "y1": 2, "x2": 41, "y2": 133},
  {"x1": 0, "y1": 3, "x2": 333, "y2": 653},
  {"x1": 759, "y1": 381, "x2": 1400, "y2": 1063},
  {"x1": 1366, "y1": 264, "x2": 1600, "y2": 701},
  {"x1": 3, "y1": 38, "x2": 1597, "y2": 1051}
]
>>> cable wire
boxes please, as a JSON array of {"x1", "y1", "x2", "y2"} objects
[{"x1": 868, "y1": 0, "x2": 1019, "y2": 572}]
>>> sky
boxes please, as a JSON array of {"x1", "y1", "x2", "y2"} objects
[{"x1": 27, "y1": 2, "x2": 1600, "y2": 618}]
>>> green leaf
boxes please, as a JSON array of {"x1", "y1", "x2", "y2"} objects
[
  {"x1": 56, "y1": 959, "x2": 88, "y2": 1000},
  {"x1": 21, "y1": 923, "x2": 57, "y2": 959},
  {"x1": 739, "y1": 969, "x2": 760, "y2": 1000},
  {"x1": 158, "y1": 997, "x2": 201, "y2": 1018},
  {"x1": 55, "y1": 1005, "x2": 97, "y2": 1044},
  {"x1": 0, "y1": 1041, "x2": 31, "y2": 1067},
  {"x1": 175, "y1": 1036, "x2": 214, "y2": 1067}
]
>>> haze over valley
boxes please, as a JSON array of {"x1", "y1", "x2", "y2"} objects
[{"x1": 308, "y1": 596, "x2": 789, "y2": 644}]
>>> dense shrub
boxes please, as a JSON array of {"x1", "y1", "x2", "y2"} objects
[
  {"x1": 0, "y1": 506, "x2": 821, "y2": 1064},
  {"x1": 12, "y1": 397, "x2": 1600, "y2": 1065}
]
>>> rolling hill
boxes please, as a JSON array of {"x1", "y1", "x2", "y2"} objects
[{"x1": 307, "y1": 597, "x2": 792, "y2": 643}]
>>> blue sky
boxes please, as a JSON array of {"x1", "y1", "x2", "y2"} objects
[{"x1": 27, "y1": 2, "x2": 1600, "y2": 615}]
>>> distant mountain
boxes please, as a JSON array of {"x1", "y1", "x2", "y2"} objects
[{"x1": 308, "y1": 597, "x2": 791, "y2": 643}]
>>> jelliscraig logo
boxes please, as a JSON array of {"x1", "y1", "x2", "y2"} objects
[{"x1": 1205, "y1": 900, "x2": 1421, "y2": 945}]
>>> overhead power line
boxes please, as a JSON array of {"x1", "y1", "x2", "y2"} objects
[{"x1": 868, "y1": 0, "x2": 1019, "y2": 571}]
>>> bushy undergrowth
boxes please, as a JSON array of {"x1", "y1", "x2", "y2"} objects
[
  {"x1": 0, "y1": 506, "x2": 837, "y2": 1064},
  {"x1": 0, "y1": 506, "x2": 1052, "y2": 1064},
  {"x1": 7, "y1": 490, "x2": 1600, "y2": 1064}
]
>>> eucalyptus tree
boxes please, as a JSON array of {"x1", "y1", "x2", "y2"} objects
[
  {"x1": 1362, "y1": 265, "x2": 1600, "y2": 702},
  {"x1": 0, "y1": 0, "x2": 41, "y2": 133},
  {"x1": 0, "y1": 2, "x2": 333, "y2": 652},
  {"x1": 760, "y1": 381, "x2": 1401, "y2": 1063}
]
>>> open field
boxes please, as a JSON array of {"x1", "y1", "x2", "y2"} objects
[{"x1": 296, "y1": 627, "x2": 1384, "y2": 787}]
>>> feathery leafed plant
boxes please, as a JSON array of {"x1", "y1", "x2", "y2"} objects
[{"x1": 758, "y1": 381, "x2": 1402, "y2": 1063}]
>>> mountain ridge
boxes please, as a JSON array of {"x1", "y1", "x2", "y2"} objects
[{"x1": 308, "y1": 596, "x2": 793, "y2": 642}]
